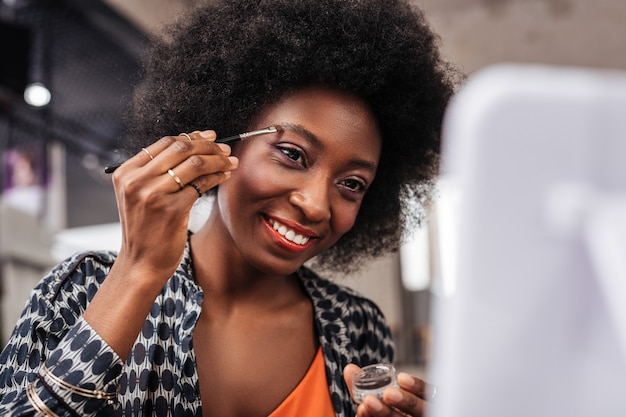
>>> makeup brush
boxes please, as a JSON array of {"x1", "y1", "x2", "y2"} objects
[
  {"x1": 215, "y1": 125, "x2": 278, "y2": 144},
  {"x1": 104, "y1": 126, "x2": 278, "y2": 173}
]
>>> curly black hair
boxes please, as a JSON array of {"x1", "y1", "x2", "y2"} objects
[{"x1": 125, "y1": 0, "x2": 461, "y2": 274}]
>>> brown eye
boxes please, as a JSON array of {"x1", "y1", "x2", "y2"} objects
[
  {"x1": 340, "y1": 178, "x2": 367, "y2": 192},
  {"x1": 277, "y1": 145, "x2": 306, "y2": 165}
]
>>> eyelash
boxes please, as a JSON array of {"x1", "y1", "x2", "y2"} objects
[
  {"x1": 278, "y1": 145, "x2": 305, "y2": 165},
  {"x1": 276, "y1": 144, "x2": 368, "y2": 195},
  {"x1": 340, "y1": 178, "x2": 368, "y2": 193}
]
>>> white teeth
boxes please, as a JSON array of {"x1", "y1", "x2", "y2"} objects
[{"x1": 269, "y1": 219, "x2": 311, "y2": 245}]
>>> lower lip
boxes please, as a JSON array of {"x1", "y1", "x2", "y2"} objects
[{"x1": 263, "y1": 219, "x2": 315, "y2": 253}]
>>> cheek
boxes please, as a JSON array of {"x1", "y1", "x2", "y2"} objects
[
  {"x1": 227, "y1": 160, "x2": 287, "y2": 203},
  {"x1": 331, "y1": 201, "x2": 362, "y2": 236}
]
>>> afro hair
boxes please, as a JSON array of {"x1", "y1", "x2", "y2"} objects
[{"x1": 125, "y1": 0, "x2": 462, "y2": 273}]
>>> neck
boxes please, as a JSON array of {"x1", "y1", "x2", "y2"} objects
[{"x1": 189, "y1": 224, "x2": 306, "y2": 312}]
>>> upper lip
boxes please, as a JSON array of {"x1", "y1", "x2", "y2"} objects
[{"x1": 264, "y1": 214, "x2": 320, "y2": 239}]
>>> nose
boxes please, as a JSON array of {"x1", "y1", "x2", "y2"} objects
[{"x1": 288, "y1": 176, "x2": 332, "y2": 223}]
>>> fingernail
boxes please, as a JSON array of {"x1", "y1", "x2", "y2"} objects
[
  {"x1": 200, "y1": 130, "x2": 216, "y2": 139},
  {"x1": 398, "y1": 372, "x2": 415, "y2": 387},
  {"x1": 217, "y1": 143, "x2": 232, "y2": 153},
  {"x1": 385, "y1": 387, "x2": 403, "y2": 403},
  {"x1": 228, "y1": 156, "x2": 239, "y2": 167},
  {"x1": 365, "y1": 395, "x2": 384, "y2": 411},
  {"x1": 423, "y1": 384, "x2": 437, "y2": 401}
]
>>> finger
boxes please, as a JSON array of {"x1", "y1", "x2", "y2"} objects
[
  {"x1": 186, "y1": 181, "x2": 204, "y2": 199},
  {"x1": 186, "y1": 169, "x2": 234, "y2": 195},
  {"x1": 165, "y1": 168, "x2": 186, "y2": 191},
  {"x1": 382, "y1": 386, "x2": 425, "y2": 417},
  {"x1": 160, "y1": 153, "x2": 239, "y2": 192},
  {"x1": 120, "y1": 130, "x2": 219, "y2": 172},
  {"x1": 182, "y1": 130, "x2": 217, "y2": 142},
  {"x1": 397, "y1": 373, "x2": 435, "y2": 401},
  {"x1": 343, "y1": 364, "x2": 361, "y2": 398},
  {"x1": 358, "y1": 395, "x2": 395, "y2": 417},
  {"x1": 145, "y1": 137, "x2": 232, "y2": 177},
  {"x1": 114, "y1": 135, "x2": 178, "y2": 175}
]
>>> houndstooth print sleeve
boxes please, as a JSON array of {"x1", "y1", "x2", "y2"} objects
[
  {"x1": 0, "y1": 242, "x2": 206, "y2": 417},
  {"x1": 0, "y1": 251, "x2": 124, "y2": 416}
]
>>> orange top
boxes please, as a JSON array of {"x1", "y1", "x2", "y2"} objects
[{"x1": 268, "y1": 346, "x2": 336, "y2": 417}]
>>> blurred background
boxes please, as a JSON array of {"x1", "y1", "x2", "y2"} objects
[{"x1": 1, "y1": 0, "x2": 625, "y2": 370}]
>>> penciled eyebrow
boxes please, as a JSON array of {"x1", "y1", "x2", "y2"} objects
[
  {"x1": 277, "y1": 122, "x2": 378, "y2": 172},
  {"x1": 278, "y1": 122, "x2": 324, "y2": 150}
]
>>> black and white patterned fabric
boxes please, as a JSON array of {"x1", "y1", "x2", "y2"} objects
[{"x1": 0, "y1": 240, "x2": 394, "y2": 416}]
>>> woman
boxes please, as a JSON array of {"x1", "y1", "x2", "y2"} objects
[{"x1": 0, "y1": 0, "x2": 459, "y2": 415}]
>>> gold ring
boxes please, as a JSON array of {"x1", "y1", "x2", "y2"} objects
[
  {"x1": 188, "y1": 182, "x2": 203, "y2": 198},
  {"x1": 167, "y1": 169, "x2": 184, "y2": 189},
  {"x1": 180, "y1": 132, "x2": 192, "y2": 141},
  {"x1": 142, "y1": 147, "x2": 154, "y2": 160}
]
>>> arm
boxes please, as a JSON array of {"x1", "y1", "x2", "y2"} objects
[
  {"x1": 83, "y1": 130, "x2": 237, "y2": 360},
  {"x1": 1, "y1": 130, "x2": 237, "y2": 415}
]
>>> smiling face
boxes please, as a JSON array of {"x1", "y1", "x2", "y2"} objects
[{"x1": 212, "y1": 87, "x2": 382, "y2": 275}]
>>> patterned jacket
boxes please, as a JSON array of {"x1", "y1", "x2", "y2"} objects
[{"x1": 0, "y1": 241, "x2": 394, "y2": 416}]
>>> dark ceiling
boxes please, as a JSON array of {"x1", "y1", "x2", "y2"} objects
[{"x1": 0, "y1": 0, "x2": 149, "y2": 227}]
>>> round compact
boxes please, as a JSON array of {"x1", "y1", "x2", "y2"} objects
[{"x1": 352, "y1": 363, "x2": 398, "y2": 404}]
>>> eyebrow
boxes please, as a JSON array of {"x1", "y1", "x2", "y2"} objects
[
  {"x1": 279, "y1": 123, "x2": 324, "y2": 150},
  {"x1": 278, "y1": 122, "x2": 378, "y2": 172}
]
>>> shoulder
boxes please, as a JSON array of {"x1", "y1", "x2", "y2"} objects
[
  {"x1": 298, "y1": 266, "x2": 390, "y2": 332},
  {"x1": 2, "y1": 251, "x2": 118, "y2": 356},
  {"x1": 298, "y1": 266, "x2": 395, "y2": 369},
  {"x1": 299, "y1": 266, "x2": 384, "y2": 313}
]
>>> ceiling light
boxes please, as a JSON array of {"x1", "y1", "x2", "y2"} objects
[{"x1": 24, "y1": 82, "x2": 51, "y2": 107}]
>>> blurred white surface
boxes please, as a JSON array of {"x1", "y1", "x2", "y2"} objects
[
  {"x1": 428, "y1": 64, "x2": 626, "y2": 417},
  {"x1": 0, "y1": 203, "x2": 56, "y2": 341},
  {"x1": 51, "y1": 197, "x2": 216, "y2": 261},
  {"x1": 52, "y1": 222, "x2": 122, "y2": 261},
  {"x1": 400, "y1": 223, "x2": 430, "y2": 292}
]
